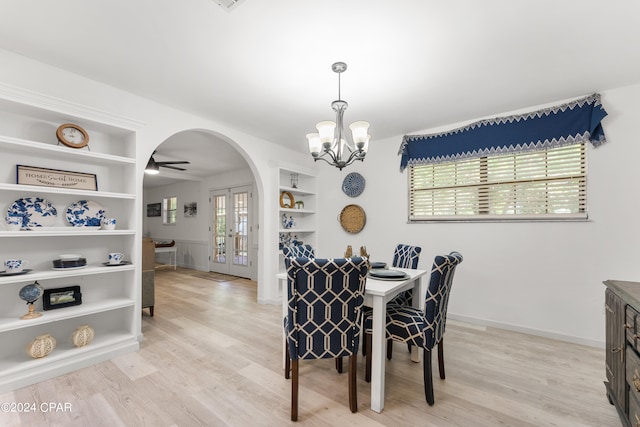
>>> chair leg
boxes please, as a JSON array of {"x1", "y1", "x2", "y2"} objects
[
  {"x1": 424, "y1": 349, "x2": 434, "y2": 406},
  {"x1": 336, "y1": 357, "x2": 343, "y2": 373},
  {"x1": 291, "y1": 359, "x2": 299, "y2": 421},
  {"x1": 365, "y1": 333, "x2": 372, "y2": 383},
  {"x1": 348, "y1": 354, "x2": 358, "y2": 413},
  {"x1": 438, "y1": 339, "x2": 445, "y2": 380},
  {"x1": 386, "y1": 339, "x2": 393, "y2": 360},
  {"x1": 284, "y1": 342, "x2": 290, "y2": 379},
  {"x1": 362, "y1": 333, "x2": 368, "y2": 356}
]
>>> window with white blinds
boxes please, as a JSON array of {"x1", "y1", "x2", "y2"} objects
[{"x1": 409, "y1": 144, "x2": 586, "y2": 221}]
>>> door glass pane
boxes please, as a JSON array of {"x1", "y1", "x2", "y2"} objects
[
  {"x1": 233, "y1": 192, "x2": 248, "y2": 266},
  {"x1": 213, "y1": 195, "x2": 226, "y2": 263}
]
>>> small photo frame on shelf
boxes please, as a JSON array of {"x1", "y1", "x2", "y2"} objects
[
  {"x1": 43, "y1": 285, "x2": 82, "y2": 311},
  {"x1": 16, "y1": 165, "x2": 98, "y2": 191},
  {"x1": 147, "y1": 203, "x2": 161, "y2": 217}
]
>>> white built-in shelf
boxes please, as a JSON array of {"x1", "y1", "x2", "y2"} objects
[
  {"x1": 0, "y1": 183, "x2": 135, "y2": 199},
  {"x1": 279, "y1": 185, "x2": 315, "y2": 196},
  {"x1": 279, "y1": 228, "x2": 315, "y2": 233},
  {"x1": 0, "y1": 264, "x2": 136, "y2": 285},
  {"x1": 0, "y1": 332, "x2": 136, "y2": 375},
  {"x1": 279, "y1": 208, "x2": 316, "y2": 215},
  {"x1": 277, "y1": 166, "x2": 317, "y2": 275},
  {"x1": 0, "y1": 135, "x2": 135, "y2": 165},
  {"x1": 0, "y1": 85, "x2": 140, "y2": 394},
  {"x1": 0, "y1": 228, "x2": 135, "y2": 237},
  {"x1": 0, "y1": 298, "x2": 134, "y2": 333}
]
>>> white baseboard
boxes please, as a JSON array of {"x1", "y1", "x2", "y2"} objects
[
  {"x1": 258, "y1": 297, "x2": 280, "y2": 305},
  {"x1": 448, "y1": 313, "x2": 604, "y2": 349}
]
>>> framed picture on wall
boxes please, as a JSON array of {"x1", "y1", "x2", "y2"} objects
[
  {"x1": 147, "y1": 203, "x2": 161, "y2": 217},
  {"x1": 184, "y1": 201, "x2": 197, "y2": 218}
]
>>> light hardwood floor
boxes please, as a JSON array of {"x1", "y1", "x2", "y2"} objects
[{"x1": 1, "y1": 268, "x2": 619, "y2": 426}]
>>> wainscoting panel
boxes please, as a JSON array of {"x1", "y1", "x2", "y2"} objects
[{"x1": 154, "y1": 238, "x2": 209, "y2": 271}]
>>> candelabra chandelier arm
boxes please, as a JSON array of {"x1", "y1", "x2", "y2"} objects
[{"x1": 306, "y1": 62, "x2": 371, "y2": 171}]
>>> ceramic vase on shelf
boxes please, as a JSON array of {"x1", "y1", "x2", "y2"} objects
[
  {"x1": 282, "y1": 214, "x2": 295, "y2": 229},
  {"x1": 72, "y1": 324, "x2": 95, "y2": 347},
  {"x1": 26, "y1": 333, "x2": 56, "y2": 359}
]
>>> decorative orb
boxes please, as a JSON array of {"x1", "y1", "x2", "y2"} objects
[
  {"x1": 19, "y1": 281, "x2": 43, "y2": 304},
  {"x1": 19, "y1": 281, "x2": 43, "y2": 320},
  {"x1": 72, "y1": 325, "x2": 95, "y2": 347},
  {"x1": 26, "y1": 334, "x2": 56, "y2": 359}
]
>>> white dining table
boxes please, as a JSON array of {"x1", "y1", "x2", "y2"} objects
[{"x1": 277, "y1": 266, "x2": 428, "y2": 413}]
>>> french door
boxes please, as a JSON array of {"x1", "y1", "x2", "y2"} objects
[{"x1": 209, "y1": 186, "x2": 252, "y2": 278}]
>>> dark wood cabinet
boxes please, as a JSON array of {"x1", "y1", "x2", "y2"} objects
[
  {"x1": 604, "y1": 280, "x2": 640, "y2": 427},
  {"x1": 606, "y1": 288, "x2": 626, "y2": 411}
]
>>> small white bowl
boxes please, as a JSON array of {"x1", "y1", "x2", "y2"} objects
[{"x1": 59, "y1": 254, "x2": 82, "y2": 261}]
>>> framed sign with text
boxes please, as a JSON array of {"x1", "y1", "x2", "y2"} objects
[{"x1": 17, "y1": 165, "x2": 98, "y2": 191}]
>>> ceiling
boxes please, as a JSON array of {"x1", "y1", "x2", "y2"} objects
[
  {"x1": 143, "y1": 130, "x2": 249, "y2": 188},
  {"x1": 1, "y1": 1, "x2": 639, "y2": 186}
]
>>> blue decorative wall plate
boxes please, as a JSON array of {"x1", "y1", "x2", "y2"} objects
[
  {"x1": 7, "y1": 197, "x2": 57, "y2": 229},
  {"x1": 66, "y1": 200, "x2": 105, "y2": 227},
  {"x1": 342, "y1": 172, "x2": 365, "y2": 197}
]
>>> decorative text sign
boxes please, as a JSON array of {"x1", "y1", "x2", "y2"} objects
[{"x1": 17, "y1": 165, "x2": 98, "y2": 191}]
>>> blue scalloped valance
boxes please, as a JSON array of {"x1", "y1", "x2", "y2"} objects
[{"x1": 399, "y1": 94, "x2": 607, "y2": 171}]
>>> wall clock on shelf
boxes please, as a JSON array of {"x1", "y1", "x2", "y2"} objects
[{"x1": 56, "y1": 123, "x2": 89, "y2": 149}]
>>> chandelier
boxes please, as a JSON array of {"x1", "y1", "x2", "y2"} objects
[{"x1": 306, "y1": 62, "x2": 371, "y2": 170}]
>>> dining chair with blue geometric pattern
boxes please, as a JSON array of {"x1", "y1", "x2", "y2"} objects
[
  {"x1": 282, "y1": 244, "x2": 315, "y2": 259},
  {"x1": 283, "y1": 256, "x2": 369, "y2": 421},
  {"x1": 364, "y1": 251, "x2": 463, "y2": 405},
  {"x1": 392, "y1": 244, "x2": 422, "y2": 269},
  {"x1": 362, "y1": 244, "x2": 422, "y2": 358},
  {"x1": 388, "y1": 244, "x2": 422, "y2": 306}
]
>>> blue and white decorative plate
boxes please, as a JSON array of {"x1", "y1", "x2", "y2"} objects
[
  {"x1": 342, "y1": 172, "x2": 366, "y2": 197},
  {"x1": 66, "y1": 200, "x2": 105, "y2": 227},
  {"x1": 7, "y1": 197, "x2": 57, "y2": 229}
]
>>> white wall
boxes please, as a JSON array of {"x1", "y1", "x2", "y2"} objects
[
  {"x1": 143, "y1": 180, "x2": 207, "y2": 270},
  {"x1": 144, "y1": 181, "x2": 203, "y2": 241},
  {"x1": 316, "y1": 86, "x2": 640, "y2": 347}
]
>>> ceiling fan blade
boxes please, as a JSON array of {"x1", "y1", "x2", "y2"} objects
[
  {"x1": 156, "y1": 161, "x2": 190, "y2": 166},
  {"x1": 161, "y1": 164, "x2": 188, "y2": 171}
]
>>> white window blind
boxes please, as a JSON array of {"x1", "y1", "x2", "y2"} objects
[{"x1": 409, "y1": 144, "x2": 586, "y2": 221}]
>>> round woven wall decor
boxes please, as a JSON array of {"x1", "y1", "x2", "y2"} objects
[{"x1": 339, "y1": 204, "x2": 366, "y2": 234}]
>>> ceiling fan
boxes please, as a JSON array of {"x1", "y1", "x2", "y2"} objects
[{"x1": 145, "y1": 151, "x2": 190, "y2": 174}]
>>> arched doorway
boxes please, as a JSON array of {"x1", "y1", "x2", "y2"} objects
[{"x1": 142, "y1": 129, "x2": 260, "y2": 281}]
